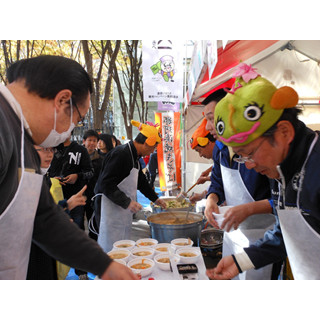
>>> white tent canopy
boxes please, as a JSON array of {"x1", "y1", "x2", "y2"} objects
[
  {"x1": 192, "y1": 40, "x2": 320, "y2": 103},
  {"x1": 184, "y1": 40, "x2": 320, "y2": 192}
]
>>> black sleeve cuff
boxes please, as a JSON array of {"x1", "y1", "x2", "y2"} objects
[
  {"x1": 58, "y1": 199, "x2": 70, "y2": 214},
  {"x1": 231, "y1": 254, "x2": 243, "y2": 273}
]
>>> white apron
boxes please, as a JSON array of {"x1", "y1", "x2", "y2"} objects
[
  {"x1": 221, "y1": 158, "x2": 275, "y2": 280},
  {"x1": 277, "y1": 133, "x2": 320, "y2": 280},
  {"x1": 0, "y1": 104, "x2": 42, "y2": 280},
  {"x1": 97, "y1": 143, "x2": 139, "y2": 253}
]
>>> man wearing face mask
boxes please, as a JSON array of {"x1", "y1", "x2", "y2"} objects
[{"x1": 0, "y1": 55, "x2": 138, "y2": 280}]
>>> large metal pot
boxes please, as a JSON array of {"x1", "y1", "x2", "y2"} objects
[{"x1": 147, "y1": 211, "x2": 204, "y2": 245}]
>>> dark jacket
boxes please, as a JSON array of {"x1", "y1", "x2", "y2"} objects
[
  {"x1": 244, "y1": 121, "x2": 320, "y2": 269},
  {"x1": 86, "y1": 150, "x2": 103, "y2": 200},
  {"x1": 94, "y1": 141, "x2": 159, "y2": 229},
  {"x1": 48, "y1": 141, "x2": 94, "y2": 199},
  {"x1": 95, "y1": 141, "x2": 158, "y2": 208}
]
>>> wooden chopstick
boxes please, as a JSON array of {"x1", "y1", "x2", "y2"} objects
[{"x1": 186, "y1": 182, "x2": 198, "y2": 194}]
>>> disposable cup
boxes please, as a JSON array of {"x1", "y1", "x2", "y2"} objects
[
  {"x1": 211, "y1": 212, "x2": 225, "y2": 228},
  {"x1": 212, "y1": 206, "x2": 234, "y2": 230},
  {"x1": 218, "y1": 206, "x2": 234, "y2": 215}
]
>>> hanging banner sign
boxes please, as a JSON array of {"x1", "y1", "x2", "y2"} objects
[
  {"x1": 157, "y1": 101, "x2": 180, "y2": 112},
  {"x1": 155, "y1": 112, "x2": 181, "y2": 191},
  {"x1": 142, "y1": 40, "x2": 184, "y2": 103}
]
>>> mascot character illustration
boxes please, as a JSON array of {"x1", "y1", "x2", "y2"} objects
[{"x1": 151, "y1": 55, "x2": 175, "y2": 82}]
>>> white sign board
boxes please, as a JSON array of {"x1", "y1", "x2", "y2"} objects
[{"x1": 142, "y1": 40, "x2": 184, "y2": 103}]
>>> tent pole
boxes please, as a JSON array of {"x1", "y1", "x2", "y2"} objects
[{"x1": 181, "y1": 41, "x2": 188, "y2": 192}]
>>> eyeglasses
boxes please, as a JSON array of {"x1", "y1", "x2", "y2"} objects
[
  {"x1": 72, "y1": 98, "x2": 85, "y2": 127},
  {"x1": 35, "y1": 147, "x2": 56, "y2": 153},
  {"x1": 234, "y1": 138, "x2": 267, "y2": 164}
]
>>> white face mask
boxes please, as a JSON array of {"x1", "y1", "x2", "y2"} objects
[
  {"x1": 40, "y1": 167, "x2": 49, "y2": 175},
  {"x1": 39, "y1": 99, "x2": 75, "y2": 148}
]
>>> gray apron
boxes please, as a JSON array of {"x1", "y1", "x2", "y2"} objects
[
  {"x1": 0, "y1": 102, "x2": 42, "y2": 279},
  {"x1": 277, "y1": 133, "x2": 320, "y2": 280},
  {"x1": 97, "y1": 143, "x2": 139, "y2": 253},
  {"x1": 221, "y1": 156, "x2": 275, "y2": 280}
]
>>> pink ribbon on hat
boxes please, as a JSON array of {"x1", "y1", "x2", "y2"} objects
[
  {"x1": 146, "y1": 121, "x2": 160, "y2": 128},
  {"x1": 232, "y1": 63, "x2": 260, "y2": 83},
  {"x1": 224, "y1": 82, "x2": 243, "y2": 95}
]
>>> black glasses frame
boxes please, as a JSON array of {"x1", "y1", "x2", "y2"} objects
[{"x1": 72, "y1": 98, "x2": 85, "y2": 127}]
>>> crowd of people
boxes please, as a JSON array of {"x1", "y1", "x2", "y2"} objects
[{"x1": 1, "y1": 54, "x2": 319, "y2": 281}]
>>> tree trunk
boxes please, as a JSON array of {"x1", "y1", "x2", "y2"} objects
[{"x1": 82, "y1": 40, "x2": 121, "y2": 132}]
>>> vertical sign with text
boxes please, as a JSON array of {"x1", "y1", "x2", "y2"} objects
[{"x1": 155, "y1": 112, "x2": 181, "y2": 191}]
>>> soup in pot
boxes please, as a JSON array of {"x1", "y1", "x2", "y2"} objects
[{"x1": 148, "y1": 212, "x2": 203, "y2": 226}]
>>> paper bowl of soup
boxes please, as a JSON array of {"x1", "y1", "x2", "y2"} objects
[
  {"x1": 113, "y1": 240, "x2": 136, "y2": 251},
  {"x1": 154, "y1": 253, "x2": 180, "y2": 271},
  {"x1": 131, "y1": 247, "x2": 155, "y2": 259},
  {"x1": 170, "y1": 238, "x2": 193, "y2": 250},
  {"x1": 107, "y1": 249, "x2": 131, "y2": 262},
  {"x1": 176, "y1": 248, "x2": 200, "y2": 264},
  {"x1": 127, "y1": 258, "x2": 155, "y2": 277},
  {"x1": 136, "y1": 238, "x2": 158, "y2": 248},
  {"x1": 154, "y1": 243, "x2": 171, "y2": 254}
]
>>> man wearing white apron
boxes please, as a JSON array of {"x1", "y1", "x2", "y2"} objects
[
  {"x1": 94, "y1": 120, "x2": 166, "y2": 253},
  {"x1": 202, "y1": 89, "x2": 277, "y2": 280},
  {"x1": 207, "y1": 62, "x2": 320, "y2": 280},
  {"x1": 205, "y1": 141, "x2": 276, "y2": 280},
  {"x1": 0, "y1": 56, "x2": 138, "y2": 280}
]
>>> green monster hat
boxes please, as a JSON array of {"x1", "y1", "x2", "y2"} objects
[{"x1": 214, "y1": 63, "x2": 299, "y2": 147}]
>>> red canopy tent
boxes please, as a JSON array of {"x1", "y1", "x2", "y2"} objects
[
  {"x1": 183, "y1": 40, "x2": 320, "y2": 192},
  {"x1": 189, "y1": 40, "x2": 282, "y2": 104}
]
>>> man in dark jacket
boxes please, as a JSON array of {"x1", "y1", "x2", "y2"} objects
[
  {"x1": 94, "y1": 120, "x2": 166, "y2": 252},
  {"x1": 203, "y1": 88, "x2": 276, "y2": 280},
  {"x1": 207, "y1": 63, "x2": 320, "y2": 280},
  {"x1": 48, "y1": 136, "x2": 94, "y2": 230}
]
